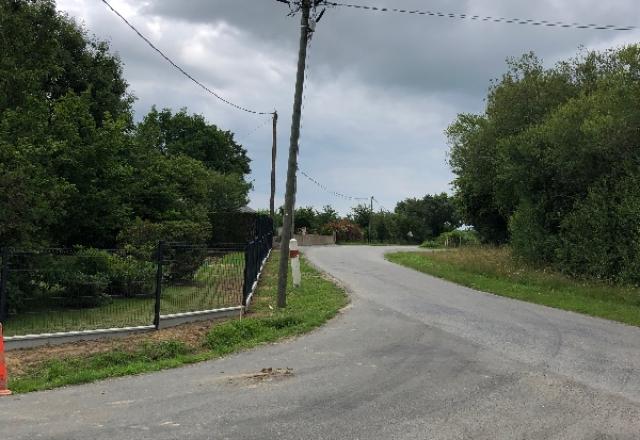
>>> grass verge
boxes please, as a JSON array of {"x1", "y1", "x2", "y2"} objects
[
  {"x1": 7, "y1": 254, "x2": 348, "y2": 393},
  {"x1": 386, "y1": 247, "x2": 640, "y2": 327}
]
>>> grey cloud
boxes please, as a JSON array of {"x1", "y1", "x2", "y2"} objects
[{"x1": 57, "y1": 0, "x2": 639, "y2": 214}]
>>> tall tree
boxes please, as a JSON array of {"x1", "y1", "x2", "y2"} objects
[
  {"x1": 136, "y1": 107, "x2": 251, "y2": 176},
  {"x1": 448, "y1": 45, "x2": 640, "y2": 282}
]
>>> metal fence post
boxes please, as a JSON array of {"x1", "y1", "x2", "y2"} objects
[
  {"x1": 154, "y1": 241, "x2": 164, "y2": 330},
  {"x1": 242, "y1": 243, "x2": 251, "y2": 306},
  {"x1": 0, "y1": 248, "x2": 8, "y2": 323}
]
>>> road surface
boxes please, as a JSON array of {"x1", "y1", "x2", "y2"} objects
[{"x1": 2, "y1": 245, "x2": 640, "y2": 439}]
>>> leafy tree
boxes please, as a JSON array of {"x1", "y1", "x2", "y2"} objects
[
  {"x1": 294, "y1": 206, "x2": 318, "y2": 232},
  {"x1": 448, "y1": 45, "x2": 640, "y2": 282},
  {"x1": 136, "y1": 107, "x2": 251, "y2": 176},
  {"x1": 316, "y1": 205, "x2": 339, "y2": 228},
  {"x1": 394, "y1": 193, "x2": 460, "y2": 242},
  {"x1": 348, "y1": 204, "x2": 372, "y2": 229},
  {"x1": 0, "y1": 0, "x2": 252, "y2": 249},
  {"x1": 0, "y1": 0, "x2": 132, "y2": 125}
]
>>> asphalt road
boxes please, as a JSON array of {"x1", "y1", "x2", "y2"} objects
[{"x1": 2, "y1": 245, "x2": 640, "y2": 439}]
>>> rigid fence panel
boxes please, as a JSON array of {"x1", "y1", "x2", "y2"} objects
[
  {"x1": 159, "y1": 244, "x2": 246, "y2": 316},
  {"x1": 0, "y1": 249, "x2": 156, "y2": 337},
  {"x1": 0, "y1": 216, "x2": 275, "y2": 338}
]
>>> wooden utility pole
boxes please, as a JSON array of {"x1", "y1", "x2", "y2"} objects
[
  {"x1": 269, "y1": 111, "x2": 278, "y2": 219},
  {"x1": 369, "y1": 196, "x2": 373, "y2": 244},
  {"x1": 277, "y1": 0, "x2": 311, "y2": 308}
]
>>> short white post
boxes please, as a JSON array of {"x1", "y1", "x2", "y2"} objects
[{"x1": 290, "y1": 238, "x2": 301, "y2": 287}]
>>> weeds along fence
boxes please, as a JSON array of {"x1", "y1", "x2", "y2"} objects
[{"x1": 0, "y1": 220, "x2": 273, "y2": 338}]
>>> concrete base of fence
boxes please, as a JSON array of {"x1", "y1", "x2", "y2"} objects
[
  {"x1": 5, "y1": 325, "x2": 156, "y2": 351},
  {"x1": 158, "y1": 307, "x2": 242, "y2": 329}
]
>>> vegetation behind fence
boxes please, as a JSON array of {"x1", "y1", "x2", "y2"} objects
[{"x1": 0, "y1": 216, "x2": 273, "y2": 337}]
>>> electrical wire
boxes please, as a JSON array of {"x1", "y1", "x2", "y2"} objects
[
  {"x1": 235, "y1": 116, "x2": 274, "y2": 142},
  {"x1": 324, "y1": 1, "x2": 636, "y2": 31},
  {"x1": 100, "y1": 0, "x2": 273, "y2": 115},
  {"x1": 300, "y1": 170, "x2": 369, "y2": 201}
]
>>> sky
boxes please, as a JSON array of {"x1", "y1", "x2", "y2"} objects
[{"x1": 56, "y1": 0, "x2": 640, "y2": 214}]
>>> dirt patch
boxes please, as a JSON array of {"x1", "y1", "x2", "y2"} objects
[
  {"x1": 5, "y1": 318, "x2": 234, "y2": 377},
  {"x1": 223, "y1": 367, "x2": 294, "y2": 387}
]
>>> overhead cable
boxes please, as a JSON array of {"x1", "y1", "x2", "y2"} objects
[
  {"x1": 325, "y1": 2, "x2": 636, "y2": 31},
  {"x1": 300, "y1": 170, "x2": 369, "y2": 201},
  {"x1": 100, "y1": 0, "x2": 273, "y2": 115}
]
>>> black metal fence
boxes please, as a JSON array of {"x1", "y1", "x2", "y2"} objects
[
  {"x1": 0, "y1": 217, "x2": 273, "y2": 337},
  {"x1": 243, "y1": 216, "x2": 274, "y2": 306}
]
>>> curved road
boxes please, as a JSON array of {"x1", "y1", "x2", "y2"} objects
[{"x1": 2, "y1": 246, "x2": 640, "y2": 439}]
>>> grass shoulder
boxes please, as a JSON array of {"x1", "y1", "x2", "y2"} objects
[
  {"x1": 7, "y1": 254, "x2": 348, "y2": 393},
  {"x1": 386, "y1": 247, "x2": 640, "y2": 327}
]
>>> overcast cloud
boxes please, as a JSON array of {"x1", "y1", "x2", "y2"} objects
[{"x1": 57, "y1": 0, "x2": 640, "y2": 213}]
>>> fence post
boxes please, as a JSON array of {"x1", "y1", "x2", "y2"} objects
[
  {"x1": 242, "y1": 243, "x2": 251, "y2": 306},
  {"x1": 0, "y1": 248, "x2": 8, "y2": 323},
  {"x1": 154, "y1": 241, "x2": 164, "y2": 330}
]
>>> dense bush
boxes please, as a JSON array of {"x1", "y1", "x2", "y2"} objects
[
  {"x1": 1, "y1": 2, "x2": 251, "y2": 250},
  {"x1": 448, "y1": 46, "x2": 640, "y2": 283},
  {"x1": 107, "y1": 255, "x2": 156, "y2": 297},
  {"x1": 321, "y1": 219, "x2": 364, "y2": 242},
  {"x1": 555, "y1": 175, "x2": 640, "y2": 283},
  {"x1": 56, "y1": 271, "x2": 111, "y2": 308},
  {"x1": 118, "y1": 220, "x2": 209, "y2": 282}
]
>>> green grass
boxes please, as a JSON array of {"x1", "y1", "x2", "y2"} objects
[
  {"x1": 5, "y1": 253, "x2": 244, "y2": 336},
  {"x1": 338, "y1": 241, "x2": 414, "y2": 246},
  {"x1": 386, "y1": 247, "x2": 640, "y2": 327},
  {"x1": 8, "y1": 254, "x2": 348, "y2": 393}
]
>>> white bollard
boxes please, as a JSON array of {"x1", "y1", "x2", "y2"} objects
[{"x1": 290, "y1": 238, "x2": 301, "y2": 287}]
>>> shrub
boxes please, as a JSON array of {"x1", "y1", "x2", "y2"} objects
[
  {"x1": 321, "y1": 219, "x2": 364, "y2": 242},
  {"x1": 118, "y1": 219, "x2": 209, "y2": 282},
  {"x1": 509, "y1": 201, "x2": 559, "y2": 264},
  {"x1": 56, "y1": 271, "x2": 111, "y2": 308},
  {"x1": 556, "y1": 175, "x2": 640, "y2": 283},
  {"x1": 107, "y1": 254, "x2": 156, "y2": 297},
  {"x1": 51, "y1": 249, "x2": 113, "y2": 308}
]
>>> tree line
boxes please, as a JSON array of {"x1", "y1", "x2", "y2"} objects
[
  {"x1": 448, "y1": 46, "x2": 640, "y2": 283},
  {"x1": 268, "y1": 192, "x2": 462, "y2": 244},
  {"x1": 1, "y1": 0, "x2": 251, "y2": 250}
]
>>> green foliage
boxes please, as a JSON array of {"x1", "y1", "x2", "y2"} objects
[
  {"x1": 421, "y1": 229, "x2": 480, "y2": 248},
  {"x1": 447, "y1": 45, "x2": 640, "y2": 283},
  {"x1": 394, "y1": 193, "x2": 461, "y2": 242},
  {"x1": 289, "y1": 205, "x2": 340, "y2": 234},
  {"x1": 118, "y1": 220, "x2": 209, "y2": 281},
  {"x1": 0, "y1": 0, "x2": 132, "y2": 124},
  {"x1": 322, "y1": 219, "x2": 364, "y2": 242},
  {"x1": 136, "y1": 107, "x2": 250, "y2": 175},
  {"x1": 556, "y1": 175, "x2": 640, "y2": 283},
  {"x1": 0, "y1": 2, "x2": 251, "y2": 250},
  {"x1": 56, "y1": 271, "x2": 111, "y2": 308},
  {"x1": 107, "y1": 255, "x2": 156, "y2": 298}
]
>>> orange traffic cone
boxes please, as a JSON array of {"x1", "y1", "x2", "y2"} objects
[{"x1": 0, "y1": 323, "x2": 11, "y2": 396}]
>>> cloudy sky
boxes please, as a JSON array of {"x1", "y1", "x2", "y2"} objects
[{"x1": 57, "y1": 0, "x2": 639, "y2": 213}]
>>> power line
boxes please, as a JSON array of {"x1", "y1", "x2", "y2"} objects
[
  {"x1": 324, "y1": 1, "x2": 636, "y2": 31},
  {"x1": 235, "y1": 116, "x2": 274, "y2": 142},
  {"x1": 100, "y1": 0, "x2": 273, "y2": 115},
  {"x1": 300, "y1": 170, "x2": 369, "y2": 201}
]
